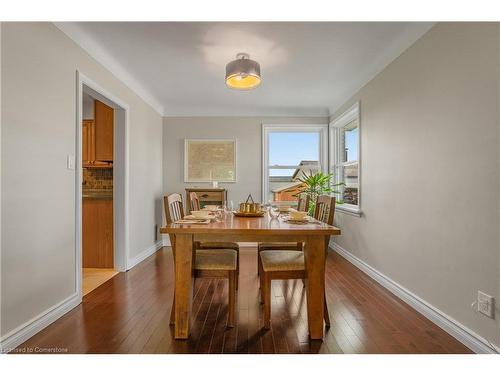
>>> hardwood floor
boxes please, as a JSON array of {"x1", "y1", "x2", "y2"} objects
[
  {"x1": 83, "y1": 268, "x2": 119, "y2": 296},
  {"x1": 15, "y1": 247, "x2": 472, "y2": 354}
]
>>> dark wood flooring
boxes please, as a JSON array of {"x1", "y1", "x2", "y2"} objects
[{"x1": 15, "y1": 247, "x2": 472, "y2": 354}]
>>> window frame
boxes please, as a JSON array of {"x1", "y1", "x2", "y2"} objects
[
  {"x1": 262, "y1": 124, "x2": 329, "y2": 204},
  {"x1": 329, "y1": 102, "x2": 362, "y2": 216}
]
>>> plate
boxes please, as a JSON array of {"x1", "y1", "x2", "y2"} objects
[
  {"x1": 175, "y1": 219, "x2": 211, "y2": 224},
  {"x1": 184, "y1": 214, "x2": 214, "y2": 220},
  {"x1": 233, "y1": 211, "x2": 266, "y2": 217},
  {"x1": 284, "y1": 217, "x2": 312, "y2": 224}
]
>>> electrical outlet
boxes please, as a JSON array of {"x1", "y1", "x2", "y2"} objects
[
  {"x1": 67, "y1": 154, "x2": 75, "y2": 170},
  {"x1": 477, "y1": 291, "x2": 495, "y2": 319}
]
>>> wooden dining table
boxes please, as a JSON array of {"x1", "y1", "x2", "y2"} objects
[{"x1": 160, "y1": 213, "x2": 341, "y2": 340}]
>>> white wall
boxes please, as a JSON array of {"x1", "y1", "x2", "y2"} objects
[
  {"x1": 1, "y1": 23, "x2": 163, "y2": 341},
  {"x1": 331, "y1": 23, "x2": 500, "y2": 348},
  {"x1": 163, "y1": 116, "x2": 328, "y2": 205}
]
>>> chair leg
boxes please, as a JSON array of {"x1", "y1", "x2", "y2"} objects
[
  {"x1": 262, "y1": 273, "x2": 271, "y2": 329},
  {"x1": 227, "y1": 271, "x2": 236, "y2": 328},
  {"x1": 324, "y1": 291, "x2": 331, "y2": 327},
  {"x1": 257, "y1": 246, "x2": 262, "y2": 276},
  {"x1": 236, "y1": 250, "x2": 239, "y2": 290},
  {"x1": 258, "y1": 260, "x2": 264, "y2": 303},
  {"x1": 169, "y1": 294, "x2": 175, "y2": 326}
]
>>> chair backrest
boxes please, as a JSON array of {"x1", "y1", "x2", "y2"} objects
[
  {"x1": 164, "y1": 193, "x2": 184, "y2": 224},
  {"x1": 314, "y1": 195, "x2": 336, "y2": 256},
  {"x1": 163, "y1": 193, "x2": 186, "y2": 257},
  {"x1": 189, "y1": 192, "x2": 200, "y2": 212},
  {"x1": 313, "y1": 194, "x2": 335, "y2": 225},
  {"x1": 297, "y1": 193, "x2": 310, "y2": 212}
]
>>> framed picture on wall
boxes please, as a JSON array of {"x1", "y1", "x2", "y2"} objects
[{"x1": 184, "y1": 139, "x2": 237, "y2": 183}]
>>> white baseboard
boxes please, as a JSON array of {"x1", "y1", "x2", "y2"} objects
[
  {"x1": 0, "y1": 293, "x2": 81, "y2": 353},
  {"x1": 127, "y1": 240, "x2": 163, "y2": 270},
  {"x1": 1, "y1": 240, "x2": 166, "y2": 354},
  {"x1": 331, "y1": 242, "x2": 498, "y2": 354}
]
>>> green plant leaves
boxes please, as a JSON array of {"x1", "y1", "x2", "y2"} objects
[{"x1": 295, "y1": 171, "x2": 344, "y2": 213}]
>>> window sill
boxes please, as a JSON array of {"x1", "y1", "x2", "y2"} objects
[{"x1": 336, "y1": 205, "x2": 362, "y2": 217}]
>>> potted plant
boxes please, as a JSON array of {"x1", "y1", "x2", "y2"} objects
[{"x1": 296, "y1": 171, "x2": 344, "y2": 215}]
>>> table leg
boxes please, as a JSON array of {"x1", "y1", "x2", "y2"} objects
[
  {"x1": 303, "y1": 235, "x2": 326, "y2": 340},
  {"x1": 174, "y1": 233, "x2": 194, "y2": 339}
]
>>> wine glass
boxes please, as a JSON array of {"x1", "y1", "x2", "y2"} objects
[
  {"x1": 269, "y1": 205, "x2": 280, "y2": 220},
  {"x1": 223, "y1": 200, "x2": 234, "y2": 218},
  {"x1": 264, "y1": 199, "x2": 273, "y2": 211}
]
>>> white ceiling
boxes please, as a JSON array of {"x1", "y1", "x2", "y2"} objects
[{"x1": 56, "y1": 22, "x2": 434, "y2": 117}]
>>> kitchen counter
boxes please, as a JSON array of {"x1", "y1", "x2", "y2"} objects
[{"x1": 83, "y1": 189, "x2": 113, "y2": 200}]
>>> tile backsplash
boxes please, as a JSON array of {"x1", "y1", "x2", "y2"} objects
[{"x1": 83, "y1": 168, "x2": 113, "y2": 190}]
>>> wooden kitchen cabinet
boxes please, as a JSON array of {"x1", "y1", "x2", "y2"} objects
[
  {"x1": 83, "y1": 198, "x2": 114, "y2": 268},
  {"x1": 82, "y1": 120, "x2": 95, "y2": 165},
  {"x1": 82, "y1": 99, "x2": 114, "y2": 167},
  {"x1": 94, "y1": 100, "x2": 114, "y2": 161}
]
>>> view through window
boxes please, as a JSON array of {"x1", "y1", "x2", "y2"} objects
[
  {"x1": 266, "y1": 131, "x2": 322, "y2": 204},
  {"x1": 330, "y1": 102, "x2": 361, "y2": 212},
  {"x1": 336, "y1": 119, "x2": 359, "y2": 205}
]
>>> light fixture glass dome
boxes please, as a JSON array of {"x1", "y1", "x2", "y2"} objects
[{"x1": 225, "y1": 53, "x2": 261, "y2": 90}]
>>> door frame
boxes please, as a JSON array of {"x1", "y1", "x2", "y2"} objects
[{"x1": 75, "y1": 71, "x2": 130, "y2": 300}]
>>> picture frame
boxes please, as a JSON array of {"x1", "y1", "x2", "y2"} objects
[{"x1": 184, "y1": 139, "x2": 237, "y2": 183}]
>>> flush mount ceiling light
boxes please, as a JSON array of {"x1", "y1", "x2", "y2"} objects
[{"x1": 225, "y1": 53, "x2": 261, "y2": 90}]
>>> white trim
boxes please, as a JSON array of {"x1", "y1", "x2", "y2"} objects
[
  {"x1": 76, "y1": 71, "x2": 130, "y2": 287},
  {"x1": 76, "y1": 74, "x2": 83, "y2": 298},
  {"x1": 0, "y1": 293, "x2": 80, "y2": 353},
  {"x1": 336, "y1": 204, "x2": 363, "y2": 217},
  {"x1": 0, "y1": 25, "x2": 3, "y2": 341},
  {"x1": 262, "y1": 124, "x2": 328, "y2": 203},
  {"x1": 330, "y1": 242, "x2": 499, "y2": 354},
  {"x1": 54, "y1": 22, "x2": 164, "y2": 116},
  {"x1": 127, "y1": 241, "x2": 164, "y2": 270},
  {"x1": 330, "y1": 102, "x2": 360, "y2": 129},
  {"x1": 183, "y1": 138, "x2": 237, "y2": 183},
  {"x1": 329, "y1": 102, "x2": 361, "y2": 212}
]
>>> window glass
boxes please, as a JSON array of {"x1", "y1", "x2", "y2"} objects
[
  {"x1": 267, "y1": 131, "x2": 321, "y2": 203},
  {"x1": 330, "y1": 103, "x2": 361, "y2": 211},
  {"x1": 269, "y1": 132, "x2": 319, "y2": 166},
  {"x1": 337, "y1": 163, "x2": 359, "y2": 205},
  {"x1": 342, "y1": 120, "x2": 358, "y2": 163}
]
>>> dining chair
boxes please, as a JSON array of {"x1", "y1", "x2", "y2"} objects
[
  {"x1": 164, "y1": 193, "x2": 237, "y2": 327},
  {"x1": 256, "y1": 193, "x2": 310, "y2": 275},
  {"x1": 189, "y1": 191, "x2": 240, "y2": 288},
  {"x1": 296, "y1": 193, "x2": 310, "y2": 213},
  {"x1": 258, "y1": 194, "x2": 335, "y2": 329}
]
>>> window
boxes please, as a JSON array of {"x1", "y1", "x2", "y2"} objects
[
  {"x1": 330, "y1": 102, "x2": 361, "y2": 215},
  {"x1": 262, "y1": 124, "x2": 328, "y2": 204}
]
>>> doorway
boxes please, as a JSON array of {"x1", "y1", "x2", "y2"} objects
[{"x1": 76, "y1": 72, "x2": 129, "y2": 299}]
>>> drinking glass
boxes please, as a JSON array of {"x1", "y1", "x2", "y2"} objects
[{"x1": 223, "y1": 200, "x2": 234, "y2": 218}]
